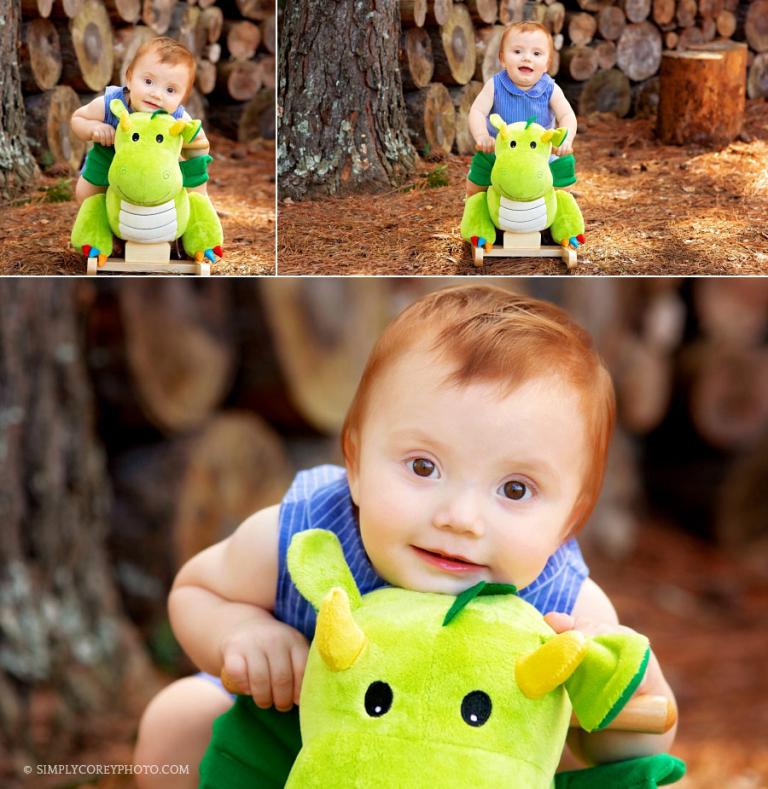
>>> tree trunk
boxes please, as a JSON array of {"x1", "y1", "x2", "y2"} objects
[
  {"x1": 0, "y1": 0, "x2": 40, "y2": 202},
  {"x1": 278, "y1": 0, "x2": 417, "y2": 200},
  {"x1": 0, "y1": 282, "x2": 148, "y2": 770}
]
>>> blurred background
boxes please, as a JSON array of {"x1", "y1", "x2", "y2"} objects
[{"x1": 0, "y1": 278, "x2": 766, "y2": 787}]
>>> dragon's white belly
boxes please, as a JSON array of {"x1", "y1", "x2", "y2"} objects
[
  {"x1": 497, "y1": 195, "x2": 548, "y2": 233},
  {"x1": 118, "y1": 199, "x2": 178, "y2": 242}
]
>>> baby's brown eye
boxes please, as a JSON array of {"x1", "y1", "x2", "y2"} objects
[
  {"x1": 412, "y1": 458, "x2": 435, "y2": 477},
  {"x1": 503, "y1": 481, "x2": 527, "y2": 500}
]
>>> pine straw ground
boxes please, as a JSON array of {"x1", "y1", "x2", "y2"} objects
[
  {"x1": 279, "y1": 100, "x2": 768, "y2": 276},
  {"x1": 0, "y1": 134, "x2": 275, "y2": 276},
  {"x1": 12, "y1": 522, "x2": 766, "y2": 788}
]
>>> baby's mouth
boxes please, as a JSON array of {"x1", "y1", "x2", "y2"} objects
[
  {"x1": 412, "y1": 546, "x2": 487, "y2": 573},
  {"x1": 519, "y1": 66, "x2": 533, "y2": 74}
]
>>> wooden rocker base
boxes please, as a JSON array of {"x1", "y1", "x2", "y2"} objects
[
  {"x1": 86, "y1": 241, "x2": 211, "y2": 276},
  {"x1": 470, "y1": 231, "x2": 578, "y2": 271}
]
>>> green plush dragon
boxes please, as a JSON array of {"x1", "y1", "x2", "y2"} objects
[
  {"x1": 71, "y1": 99, "x2": 223, "y2": 265},
  {"x1": 461, "y1": 115, "x2": 585, "y2": 254},
  {"x1": 199, "y1": 529, "x2": 684, "y2": 789}
]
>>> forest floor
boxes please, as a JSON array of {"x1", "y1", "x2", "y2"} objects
[
  {"x1": 0, "y1": 134, "x2": 275, "y2": 276},
  {"x1": 279, "y1": 100, "x2": 768, "y2": 276},
  {"x1": 14, "y1": 521, "x2": 766, "y2": 788}
]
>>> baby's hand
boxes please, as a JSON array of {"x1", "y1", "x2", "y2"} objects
[
  {"x1": 552, "y1": 141, "x2": 573, "y2": 157},
  {"x1": 476, "y1": 135, "x2": 496, "y2": 154},
  {"x1": 220, "y1": 617, "x2": 309, "y2": 711},
  {"x1": 91, "y1": 123, "x2": 115, "y2": 146}
]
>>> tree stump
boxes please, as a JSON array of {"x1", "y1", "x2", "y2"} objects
[
  {"x1": 278, "y1": 0, "x2": 416, "y2": 199},
  {"x1": 450, "y1": 80, "x2": 482, "y2": 154},
  {"x1": 429, "y1": 4, "x2": 477, "y2": 85},
  {"x1": 19, "y1": 19, "x2": 61, "y2": 93},
  {"x1": 400, "y1": 0, "x2": 427, "y2": 28},
  {"x1": 24, "y1": 86, "x2": 86, "y2": 173},
  {"x1": 400, "y1": 27, "x2": 434, "y2": 90},
  {"x1": 657, "y1": 42, "x2": 747, "y2": 146},
  {"x1": 405, "y1": 82, "x2": 456, "y2": 156}
]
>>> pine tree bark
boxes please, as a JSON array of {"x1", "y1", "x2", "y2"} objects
[
  {"x1": 0, "y1": 0, "x2": 40, "y2": 202},
  {"x1": 278, "y1": 0, "x2": 417, "y2": 200},
  {"x1": 0, "y1": 282, "x2": 147, "y2": 772}
]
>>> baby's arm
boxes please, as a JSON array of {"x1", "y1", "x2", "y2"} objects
[
  {"x1": 546, "y1": 578, "x2": 678, "y2": 765},
  {"x1": 71, "y1": 96, "x2": 115, "y2": 146},
  {"x1": 549, "y1": 85, "x2": 578, "y2": 157},
  {"x1": 181, "y1": 110, "x2": 211, "y2": 159},
  {"x1": 168, "y1": 504, "x2": 308, "y2": 711},
  {"x1": 468, "y1": 79, "x2": 496, "y2": 153}
]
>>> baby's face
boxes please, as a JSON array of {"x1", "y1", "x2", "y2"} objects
[
  {"x1": 499, "y1": 30, "x2": 550, "y2": 88},
  {"x1": 126, "y1": 54, "x2": 191, "y2": 114},
  {"x1": 347, "y1": 346, "x2": 589, "y2": 596}
]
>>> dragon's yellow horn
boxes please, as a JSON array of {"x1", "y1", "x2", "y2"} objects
[
  {"x1": 541, "y1": 129, "x2": 555, "y2": 143},
  {"x1": 169, "y1": 119, "x2": 187, "y2": 136},
  {"x1": 316, "y1": 587, "x2": 367, "y2": 671},
  {"x1": 516, "y1": 631, "x2": 587, "y2": 698}
]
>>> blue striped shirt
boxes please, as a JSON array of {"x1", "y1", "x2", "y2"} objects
[
  {"x1": 487, "y1": 71, "x2": 556, "y2": 138},
  {"x1": 274, "y1": 465, "x2": 589, "y2": 640}
]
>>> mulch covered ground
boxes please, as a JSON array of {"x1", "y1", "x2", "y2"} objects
[
  {"x1": 14, "y1": 521, "x2": 765, "y2": 788},
  {"x1": 0, "y1": 134, "x2": 275, "y2": 276},
  {"x1": 279, "y1": 100, "x2": 768, "y2": 276}
]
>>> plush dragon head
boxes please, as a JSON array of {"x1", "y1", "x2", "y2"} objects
[
  {"x1": 283, "y1": 529, "x2": 652, "y2": 788},
  {"x1": 108, "y1": 98, "x2": 201, "y2": 206},
  {"x1": 489, "y1": 114, "x2": 568, "y2": 202}
]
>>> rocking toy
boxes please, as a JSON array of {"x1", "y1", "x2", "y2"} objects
[{"x1": 461, "y1": 115, "x2": 585, "y2": 271}]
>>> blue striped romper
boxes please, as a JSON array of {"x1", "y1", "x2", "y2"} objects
[
  {"x1": 486, "y1": 71, "x2": 556, "y2": 138},
  {"x1": 200, "y1": 464, "x2": 589, "y2": 696}
]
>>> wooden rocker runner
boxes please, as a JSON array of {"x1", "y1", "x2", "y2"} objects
[
  {"x1": 86, "y1": 241, "x2": 212, "y2": 276},
  {"x1": 471, "y1": 229, "x2": 579, "y2": 270},
  {"x1": 461, "y1": 115, "x2": 585, "y2": 272}
]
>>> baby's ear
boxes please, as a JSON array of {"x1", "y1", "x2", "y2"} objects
[{"x1": 287, "y1": 529, "x2": 363, "y2": 611}]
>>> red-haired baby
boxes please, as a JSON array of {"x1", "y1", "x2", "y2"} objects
[
  {"x1": 467, "y1": 21, "x2": 578, "y2": 197},
  {"x1": 71, "y1": 37, "x2": 211, "y2": 206},
  {"x1": 134, "y1": 285, "x2": 677, "y2": 787}
]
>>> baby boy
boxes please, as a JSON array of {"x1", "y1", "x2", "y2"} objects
[{"x1": 134, "y1": 285, "x2": 677, "y2": 787}]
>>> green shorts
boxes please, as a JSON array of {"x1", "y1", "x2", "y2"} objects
[
  {"x1": 467, "y1": 151, "x2": 578, "y2": 189},
  {"x1": 199, "y1": 697, "x2": 301, "y2": 789},
  {"x1": 80, "y1": 144, "x2": 212, "y2": 188}
]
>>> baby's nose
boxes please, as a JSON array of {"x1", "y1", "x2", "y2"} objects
[{"x1": 433, "y1": 490, "x2": 485, "y2": 536}]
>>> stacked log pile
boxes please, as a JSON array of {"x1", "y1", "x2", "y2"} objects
[
  {"x1": 562, "y1": 279, "x2": 768, "y2": 566},
  {"x1": 20, "y1": 0, "x2": 275, "y2": 174},
  {"x1": 74, "y1": 278, "x2": 768, "y2": 646},
  {"x1": 399, "y1": 0, "x2": 767, "y2": 156}
]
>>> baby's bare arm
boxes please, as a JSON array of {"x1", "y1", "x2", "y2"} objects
[
  {"x1": 468, "y1": 79, "x2": 496, "y2": 152},
  {"x1": 549, "y1": 85, "x2": 577, "y2": 156},
  {"x1": 169, "y1": 504, "x2": 308, "y2": 709},
  {"x1": 550, "y1": 579, "x2": 678, "y2": 764},
  {"x1": 71, "y1": 96, "x2": 114, "y2": 144}
]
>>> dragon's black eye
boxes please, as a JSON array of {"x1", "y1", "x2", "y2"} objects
[
  {"x1": 156, "y1": 134, "x2": 164, "y2": 143},
  {"x1": 461, "y1": 691, "x2": 492, "y2": 727},
  {"x1": 510, "y1": 140, "x2": 516, "y2": 148},
  {"x1": 364, "y1": 681, "x2": 393, "y2": 717},
  {"x1": 530, "y1": 141, "x2": 537, "y2": 149},
  {"x1": 132, "y1": 133, "x2": 140, "y2": 142}
]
